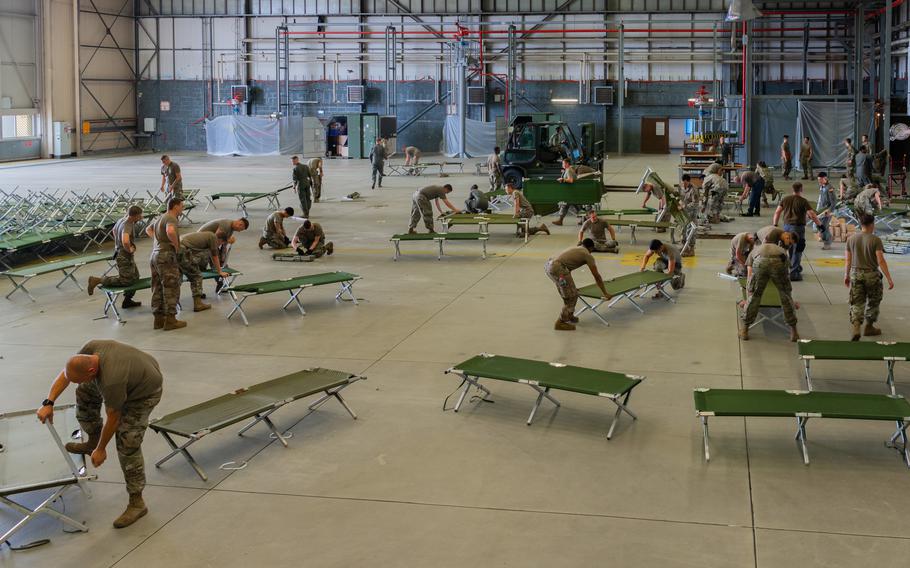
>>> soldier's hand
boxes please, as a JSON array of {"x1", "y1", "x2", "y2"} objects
[
  {"x1": 219, "y1": 271, "x2": 229, "y2": 278},
  {"x1": 36, "y1": 405, "x2": 53, "y2": 424},
  {"x1": 844, "y1": 275, "x2": 851, "y2": 287},
  {"x1": 888, "y1": 279, "x2": 895, "y2": 290},
  {"x1": 91, "y1": 447, "x2": 106, "y2": 468}
]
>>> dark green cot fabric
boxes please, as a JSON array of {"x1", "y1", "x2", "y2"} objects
[
  {"x1": 798, "y1": 340, "x2": 910, "y2": 361},
  {"x1": 228, "y1": 271, "x2": 358, "y2": 294},
  {"x1": 2, "y1": 252, "x2": 110, "y2": 277},
  {"x1": 451, "y1": 354, "x2": 641, "y2": 397},
  {"x1": 391, "y1": 233, "x2": 487, "y2": 241},
  {"x1": 150, "y1": 368, "x2": 356, "y2": 436},
  {"x1": 591, "y1": 208, "x2": 657, "y2": 216},
  {"x1": 693, "y1": 388, "x2": 910, "y2": 420},
  {"x1": 577, "y1": 271, "x2": 672, "y2": 298},
  {"x1": 598, "y1": 218, "x2": 671, "y2": 228},
  {"x1": 0, "y1": 230, "x2": 73, "y2": 251},
  {"x1": 100, "y1": 268, "x2": 241, "y2": 294},
  {"x1": 738, "y1": 278, "x2": 781, "y2": 307},
  {"x1": 445, "y1": 214, "x2": 523, "y2": 225}
]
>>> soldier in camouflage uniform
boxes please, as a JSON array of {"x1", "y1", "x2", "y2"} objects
[
  {"x1": 160, "y1": 155, "x2": 183, "y2": 200},
  {"x1": 545, "y1": 239, "x2": 610, "y2": 330},
  {"x1": 642, "y1": 170, "x2": 696, "y2": 256},
  {"x1": 740, "y1": 241, "x2": 799, "y2": 341},
  {"x1": 178, "y1": 231, "x2": 229, "y2": 311},
  {"x1": 755, "y1": 161, "x2": 778, "y2": 206},
  {"x1": 844, "y1": 138, "x2": 856, "y2": 176},
  {"x1": 506, "y1": 183, "x2": 550, "y2": 237},
  {"x1": 487, "y1": 147, "x2": 503, "y2": 192},
  {"x1": 853, "y1": 185, "x2": 883, "y2": 217},
  {"x1": 259, "y1": 207, "x2": 295, "y2": 249},
  {"x1": 87, "y1": 205, "x2": 144, "y2": 309},
  {"x1": 702, "y1": 163, "x2": 729, "y2": 224},
  {"x1": 37, "y1": 339, "x2": 163, "y2": 529},
  {"x1": 838, "y1": 174, "x2": 861, "y2": 201},
  {"x1": 408, "y1": 184, "x2": 460, "y2": 233},
  {"x1": 308, "y1": 156, "x2": 324, "y2": 202},
  {"x1": 291, "y1": 156, "x2": 312, "y2": 217},
  {"x1": 641, "y1": 239, "x2": 686, "y2": 292},
  {"x1": 145, "y1": 197, "x2": 186, "y2": 330},
  {"x1": 845, "y1": 215, "x2": 895, "y2": 340}
]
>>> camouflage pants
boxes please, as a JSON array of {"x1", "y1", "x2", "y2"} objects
[
  {"x1": 409, "y1": 193, "x2": 435, "y2": 231},
  {"x1": 178, "y1": 248, "x2": 210, "y2": 298},
  {"x1": 849, "y1": 269, "x2": 883, "y2": 324},
  {"x1": 101, "y1": 250, "x2": 140, "y2": 299},
  {"x1": 782, "y1": 158, "x2": 792, "y2": 178},
  {"x1": 296, "y1": 184, "x2": 311, "y2": 217},
  {"x1": 371, "y1": 164, "x2": 384, "y2": 187},
  {"x1": 150, "y1": 250, "x2": 180, "y2": 316},
  {"x1": 726, "y1": 257, "x2": 748, "y2": 278},
  {"x1": 296, "y1": 237, "x2": 327, "y2": 258},
  {"x1": 545, "y1": 260, "x2": 578, "y2": 322},
  {"x1": 743, "y1": 257, "x2": 797, "y2": 327},
  {"x1": 800, "y1": 158, "x2": 813, "y2": 178},
  {"x1": 708, "y1": 189, "x2": 726, "y2": 219},
  {"x1": 75, "y1": 381, "x2": 160, "y2": 495},
  {"x1": 517, "y1": 208, "x2": 543, "y2": 236},
  {"x1": 311, "y1": 175, "x2": 322, "y2": 201},
  {"x1": 592, "y1": 240, "x2": 618, "y2": 253},
  {"x1": 853, "y1": 197, "x2": 877, "y2": 217},
  {"x1": 653, "y1": 258, "x2": 685, "y2": 289},
  {"x1": 489, "y1": 169, "x2": 503, "y2": 192},
  {"x1": 167, "y1": 182, "x2": 184, "y2": 201},
  {"x1": 261, "y1": 229, "x2": 288, "y2": 249}
]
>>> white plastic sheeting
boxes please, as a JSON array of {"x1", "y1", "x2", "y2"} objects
[
  {"x1": 206, "y1": 116, "x2": 279, "y2": 156},
  {"x1": 443, "y1": 116, "x2": 496, "y2": 158},
  {"x1": 795, "y1": 100, "x2": 874, "y2": 170}
]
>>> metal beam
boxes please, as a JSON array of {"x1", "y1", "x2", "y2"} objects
[
  {"x1": 882, "y1": 0, "x2": 891, "y2": 181},
  {"x1": 855, "y1": 6, "x2": 864, "y2": 146}
]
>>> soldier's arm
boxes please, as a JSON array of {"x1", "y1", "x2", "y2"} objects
[
  {"x1": 877, "y1": 250, "x2": 894, "y2": 289},
  {"x1": 441, "y1": 198, "x2": 461, "y2": 214},
  {"x1": 588, "y1": 262, "x2": 611, "y2": 299},
  {"x1": 37, "y1": 371, "x2": 70, "y2": 423},
  {"x1": 145, "y1": 224, "x2": 155, "y2": 238},
  {"x1": 772, "y1": 205, "x2": 783, "y2": 226},
  {"x1": 121, "y1": 231, "x2": 135, "y2": 253},
  {"x1": 668, "y1": 257, "x2": 677, "y2": 274},
  {"x1": 639, "y1": 250, "x2": 653, "y2": 271},
  {"x1": 844, "y1": 249, "x2": 853, "y2": 287},
  {"x1": 166, "y1": 222, "x2": 180, "y2": 249},
  {"x1": 607, "y1": 224, "x2": 617, "y2": 241}
]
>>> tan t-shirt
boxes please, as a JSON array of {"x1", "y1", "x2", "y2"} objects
[
  {"x1": 486, "y1": 153, "x2": 500, "y2": 170},
  {"x1": 847, "y1": 232, "x2": 884, "y2": 270},
  {"x1": 199, "y1": 219, "x2": 234, "y2": 240},
  {"x1": 295, "y1": 222, "x2": 325, "y2": 243},
  {"x1": 152, "y1": 213, "x2": 179, "y2": 253},
  {"x1": 746, "y1": 243, "x2": 788, "y2": 266},
  {"x1": 756, "y1": 225, "x2": 785, "y2": 245},
  {"x1": 419, "y1": 185, "x2": 448, "y2": 200},
  {"x1": 779, "y1": 194, "x2": 813, "y2": 225},
  {"x1": 730, "y1": 232, "x2": 754, "y2": 259},
  {"x1": 180, "y1": 231, "x2": 218, "y2": 255},
  {"x1": 265, "y1": 212, "x2": 285, "y2": 235},
  {"x1": 78, "y1": 340, "x2": 163, "y2": 410},
  {"x1": 552, "y1": 246, "x2": 596, "y2": 271},
  {"x1": 512, "y1": 190, "x2": 533, "y2": 215},
  {"x1": 581, "y1": 218, "x2": 611, "y2": 241}
]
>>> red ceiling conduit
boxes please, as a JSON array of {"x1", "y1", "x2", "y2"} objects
[{"x1": 866, "y1": 0, "x2": 904, "y2": 19}]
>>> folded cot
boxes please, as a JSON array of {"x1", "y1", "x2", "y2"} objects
[
  {"x1": 574, "y1": 271, "x2": 675, "y2": 326},
  {"x1": 224, "y1": 271, "x2": 361, "y2": 325},
  {"x1": 3, "y1": 251, "x2": 114, "y2": 301},
  {"x1": 445, "y1": 353, "x2": 643, "y2": 439},
  {"x1": 390, "y1": 232, "x2": 488, "y2": 260},
  {"x1": 0, "y1": 405, "x2": 97, "y2": 545},
  {"x1": 798, "y1": 339, "x2": 910, "y2": 395},
  {"x1": 150, "y1": 368, "x2": 366, "y2": 481},
  {"x1": 693, "y1": 388, "x2": 910, "y2": 467},
  {"x1": 98, "y1": 267, "x2": 241, "y2": 322}
]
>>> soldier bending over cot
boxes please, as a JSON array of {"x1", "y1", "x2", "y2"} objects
[
  {"x1": 37, "y1": 340, "x2": 162, "y2": 529},
  {"x1": 505, "y1": 182, "x2": 550, "y2": 237},
  {"x1": 408, "y1": 184, "x2": 460, "y2": 234},
  {"x1": 726, "y1": 231, "x2": 756, "y2": 279},
  {"x1": 641, "y1": 239, "x2": 685, "y2": 295},
  {"x1": 178, "y1": 231, "x2": 229, "y2": 312},
  {"x1": 545, "y1": 239, "x2": 611, "y2": 331},
  {"x1": 259, "y1": 207, "x2": 294, "y2": 249},
  {"x1": 88, "y1": 205, "x2": 144, "y2": 309},
  {"x1": 740, "y1": 241, "x2": 799, "y2": 342}
]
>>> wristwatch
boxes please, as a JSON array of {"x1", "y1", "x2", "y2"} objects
[{"x1": 41, "y1": 399, "x2": 54, "y2": 407}]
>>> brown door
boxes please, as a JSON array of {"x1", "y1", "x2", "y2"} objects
[{"x1": 640, "y1": 117, "x2": 670, "y2": 154}]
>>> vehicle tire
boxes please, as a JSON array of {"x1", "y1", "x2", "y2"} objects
[{"x1": 502, "y1": 167, "x2": 524, "y2": 189}]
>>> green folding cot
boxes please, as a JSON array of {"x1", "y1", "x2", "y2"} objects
[
  {"x1": 224, "y1": 271, "x2": 361, "y2": 325},
  {"x1": 390, "y1": 232, "x2": 488, "y2": 260},
  {"x1": 582, "y1": 207, "x2": 657, "y2": 220},
  {"x1": 441, "y1": 213, "x2": 530, "y2": 243},
  {"x1": 574, "y1": 271, "x2": 675, "y2": 326},
  {"x1": 204, "y1": 185, "x2": 292, "y2": 217},
  {"x1": 735, "y1": 277, "x2": 789, "y2": 332},
  {"x1": 597, "y1": 217, "x2": 674, "y2": 244},
  {"x1": 2, "y1": 251, "x2": 114, "y2": 301},
  {"x1": 150, "y1": 368, "x2": 366, "y2": 481},
  {"x1": 445, "y1": 353, "x2": 643, "y2": 439},
  {"x1": 693, "y1": 388, "x2": 910, "y2": 467},
  {"x1": 98, "y1": 267, "x2": 241, "y2": 322},
  {"x1": 798, "y1": 339, "x2": 910, "y2": 395},
  {"x1": 1, "y1": 405, "x2": 97, "y2": 546}
]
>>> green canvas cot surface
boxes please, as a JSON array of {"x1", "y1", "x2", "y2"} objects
[{"x1": 693, "y1": 388, "x2": 910, "y2": 420}]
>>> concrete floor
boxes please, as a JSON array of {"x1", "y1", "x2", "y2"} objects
[{"x1": 1, "y1": 152, "x2": 909, "y2": 567}]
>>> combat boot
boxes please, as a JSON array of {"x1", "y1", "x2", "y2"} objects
[
  {"x1": 864, "y1": 321, "x2": 882, "y2": 337},
  {"x1": 788, "y1": 325, "x2": 800, "y2": 342},
  {"x1": 554, "y1": 320, "x2": 576, "y2": 331},
  {"x1": 325, "y1": 242, "x2": 334, "y2": 256},
  {"x1": 539, "y1": 223, "x2": 550, "y2": 235},
  {"x1": 87, "y1": 276, "x2": 103, "y2": 295},
  {"x1": 851, "y1": 322, "x2": 862, "y2": 341},
  {"x1": 65, "y1": 431, "x2": 100, "y2": 455},
  {"x1": 113, "y1": 493, "x2": 148, "y2": 529},
  {"x1": 193, "y1": 297, "x2": 211, "y2": 312},
  {"x1": 738, "y1": 324, "x2": 749, "y2": 341},
  {"x1": 163, "y1": 315, "x2": 187, "y2": 330},
  {"x1": 568, "y1": 314, "x2": 579, "y2": 323},
  {"x1": 552, "y1": 217, "x2": 565, "y2": 226},
  {"x1": 153, "y1": 314, "x2": 165, "y2": 330},
  {"x1": 258, "y1": 237, "x2": 266, "y2": 249},
  {"x1": 122, "y1": 298, "x2": 141, "y2": 309}
]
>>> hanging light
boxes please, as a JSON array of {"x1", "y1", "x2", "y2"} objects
[{"x1": 726, "y1": 0, "x2": 762, "y2": 22}]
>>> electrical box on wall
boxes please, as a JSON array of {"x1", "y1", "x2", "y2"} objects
[
  {"x1": 143, "y1": 118, "x2": 157, "y2": 133},
  {"x1": 593, "y1": 86, "x2": 614, "y2": 106},
  {"x1": 347, "y1": 85, "x2": 365, "y2": 104}
]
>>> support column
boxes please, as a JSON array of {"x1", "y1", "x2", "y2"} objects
[
  {"x1": 802, "y1": 22, "x2": 809, "y2": 95},
  {"x1": 617, "y1": 24, "x2": 624, "y2": 156},
  {"x1": 855, "y1": 7, "x2": 864, "y2": 146},
  {"x1": 882, "y1": 1, "x2": 892, "y2": 181},
  {"x1": 73, "y1": 0, "x2": 81, "y2": 156},
  {"x1": 507, "y1": 24, "x2": 516, "y2": 122},
  {"x1": 40, "y1": 0, "x2": 53, "y2": 157},
  {"x1": 743, "y1": 22, "x2": 753, "y2": 165}
]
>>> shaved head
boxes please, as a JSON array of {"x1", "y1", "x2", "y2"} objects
[{"x1": 65, "y1": 354, "x2": 98, "y2": 383}]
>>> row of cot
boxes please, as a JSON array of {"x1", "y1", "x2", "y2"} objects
[{"x1": 5, "y1": 343, "x2": 909, "y2": 545}]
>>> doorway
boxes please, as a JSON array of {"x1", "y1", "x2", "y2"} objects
[{"x1": 640, "y1": 117, "x2": 670, "y2": 154}]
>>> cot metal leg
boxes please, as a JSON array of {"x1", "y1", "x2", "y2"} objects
[
  {"x1": 641, "y1": 283, "x2": 675, "y2": 303},
  {"x1": 4, "y1": 274, "x2": 35, "y2": 301},
  {"x1": 306, "y1": 383, "x2": 360, "y2": 420},
  {"x1": 526, "y1": 385, "x2": 560, "y2": 425},
  {"x1": 204, "y1": 197, "x2": 215, "y2": 212},
  {"x1": 630, "y1": 225, "x2": 638, "y2": 244},
  {"x1": 267, "y1": 193, "x2": 279, "y2": 209},
  {"x1": 605, "y1": 391, "x2": 638, "y2": 440},
  {"x1": 453, "y1": 373, "x2": 491, "y2": 412},
  {"x1": 437, "y1": 239, "x2": 444, "y2": 260},
  {"x1": 282, "y1": 287, "x2": 307, "y2": 316},
  {"x1": 0, "y1": 488, "x2": 89, "y2": 544},
  {"x1": 226, "y1": 291, "x2": 250, "y2": 326},
  {"x1": 804, "y1": 360, "x2": 813, "y2": 391},
  {"x1": 155, "y1": 432, "x2": 208, "y2": 481},
  {"x1": 392, "y1": 240, "x2": 401, "y2": 261},
  {"x1": 481, "y1": 239, "x2": 487, "y2": 260},
  {"x1": 887, "y1": 360, "x2": 897, "y2": 396},
  {"x1": 332, "y1": 392, "x2": 358, "y2": 419},
  {"x1": 55, "y1": 264, "x2": 86, "y2": 290},
  {"x1": 613, "y1": 291, "x2": 646, "y2": 313},
  {"x1": 521, "y1": 220, "x2": 529, "y2": 243},
  {"x1": 575, "y1": 298, "x2": 609, "y2": 326},
  {"x1": 335, "y1": 280, "x2": 359, "y2": 305},
  {"x1": 795, "y1": 417, "x2": 810, "y2": 465},
  {"x1": 102, "y1": 290, "x2": 123, "y2": 322},
  {"x1": 102, "y1": 260, "x2": 116, "y2": 276},
  {"x1": 701, "y1": 416, "x2": 710, "y2": 461},
  {"x1": 236, "y1": 407, "x2": 291, "y2": 448}
]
